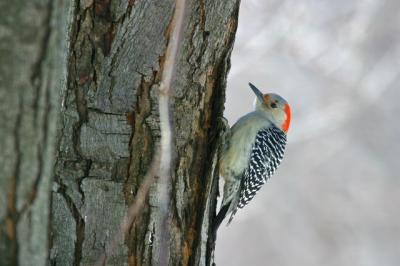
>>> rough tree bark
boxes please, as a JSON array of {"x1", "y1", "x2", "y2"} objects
[{"x1": 0, "y1": 0, "x2": 240, "y2": 265}]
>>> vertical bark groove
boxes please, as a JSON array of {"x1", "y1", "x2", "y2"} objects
[
  {"x1": 31, "y1": 0, "x2": 54, "y2": 125},
  {"x1": 6, "y1": 95, "x2": 23, "y2": 266}
]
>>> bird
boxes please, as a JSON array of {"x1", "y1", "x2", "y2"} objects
[{"x1": 214, "y1": 82, "x2": 291, "y2": 229}]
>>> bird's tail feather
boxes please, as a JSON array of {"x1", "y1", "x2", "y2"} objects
[
  {"x1": 227, "y1": 207, "x2": 238, "y2": 225},
  {"x1": 214, "y1": 202, "x2": 231, "y2": 232}
]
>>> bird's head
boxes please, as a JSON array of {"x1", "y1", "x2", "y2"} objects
[{"x1": 249, "y1": 83, "x2": 291, "y2": 133}]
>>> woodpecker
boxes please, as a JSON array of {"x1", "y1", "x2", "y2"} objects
[{"x1": 215, "y1": 83, "x2": 291, "y2": 228}]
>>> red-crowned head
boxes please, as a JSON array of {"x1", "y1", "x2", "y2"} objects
[{"x1": 249, "y1": 83, "x2": 291, "y2": 134}]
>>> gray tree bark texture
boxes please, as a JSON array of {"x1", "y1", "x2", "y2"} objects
[{"x1": 0, "y1": 0, "x2": 240, "y2": 265}]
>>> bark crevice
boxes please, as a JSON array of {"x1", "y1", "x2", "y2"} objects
[{"x1": 6, "y1": 94, "x2": 23, "y2": 266}]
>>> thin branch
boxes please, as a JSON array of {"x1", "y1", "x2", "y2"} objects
[
  {"x1": 95, "y1": 156, "x2": 159, "y2": 266},
  {"x1": 158, "y1": 0, "x2": 187, "y2": 264}
]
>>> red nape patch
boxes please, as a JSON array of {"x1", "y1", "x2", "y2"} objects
[{"x1": 281, "y1": 103, "x2": 291, "y2": 133}]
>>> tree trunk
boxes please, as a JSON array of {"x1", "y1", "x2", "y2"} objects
[
  {"x1": 0, "y1": 0, "x2": 70, "y2": 265},
  {"x1": 0, "y1": 0, "x2": 239, "y2": 265}
]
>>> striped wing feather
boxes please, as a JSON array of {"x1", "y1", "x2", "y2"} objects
[{"x1": 228, "y1": 126, "x2": 286, "y2": 223}]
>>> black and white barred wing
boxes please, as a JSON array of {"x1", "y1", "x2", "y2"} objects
[{"x1": 228, "y1": 126, "x2": 286, "y2": 223}]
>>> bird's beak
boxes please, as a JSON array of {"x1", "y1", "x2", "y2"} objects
[{"x1": 249, "y1": 83, "x2": 264, "y2": 102}]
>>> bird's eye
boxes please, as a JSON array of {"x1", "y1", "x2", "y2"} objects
[{"x1": 271, "y1": 102, "x2": 277, "y2": 108}]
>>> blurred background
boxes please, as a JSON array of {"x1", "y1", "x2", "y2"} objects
[{"x1": 216, "y1": 0, "x2": 400, "y2": 265}]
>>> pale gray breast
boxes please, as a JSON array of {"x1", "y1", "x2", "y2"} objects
[{"x1": 219, "y1": 112, "x2": 273, "y2": 181}]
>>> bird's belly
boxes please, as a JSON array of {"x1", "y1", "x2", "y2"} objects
[{"x1": 220, "y1": 123, "x2": 264, "y2": 181}]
